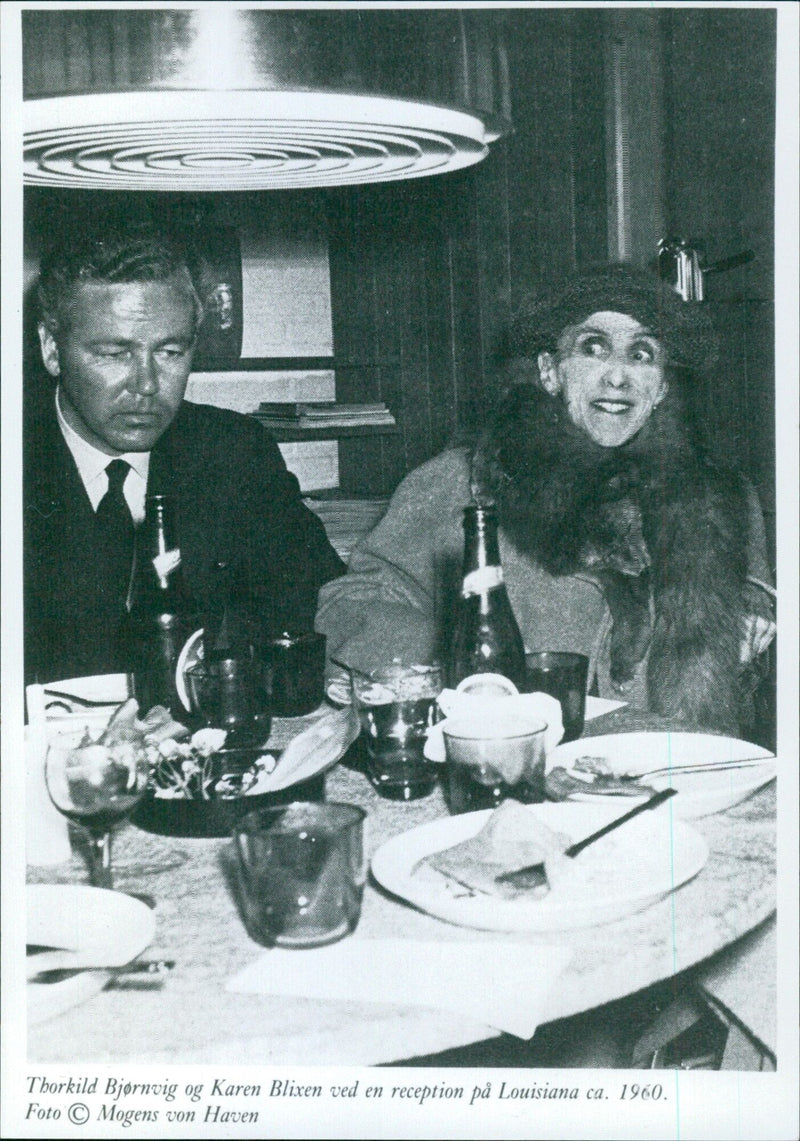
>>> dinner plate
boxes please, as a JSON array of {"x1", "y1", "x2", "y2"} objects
[
  {"x1": 27, "y1": 885, "x2": 155, "y2": 1025},
  {"x1": 547, "y1": 732, "x2": 776, "y2": 819},
  {"x1": 371, "y1": 801, "x2": 708, "y2": 933}
]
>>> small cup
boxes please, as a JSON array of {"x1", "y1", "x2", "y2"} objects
[
  {"x1": 351, "y1": 663, "x2": 443, "y2": 801},
  {"x1": 443, "y1": 714, "x2": 548, "y2": 814},
  {"x1": 186, "y1": 657, "x2": 271, "y2": 744},
  {"x1": 261, "y1": 631, "x2": 326, "y2": 717},
  {"x1": 233, "y1": 802, "x2": 367, "y2": 949},
  {"x1": 524, "y1": 652, "x2": 589, "y2": 744}
]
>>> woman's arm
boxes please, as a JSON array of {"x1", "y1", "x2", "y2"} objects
[{"x1": 314, "y1": 450, "x2": 470, "y2": 675}]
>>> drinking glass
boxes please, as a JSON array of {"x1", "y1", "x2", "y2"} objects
[
  {"x1": 525, "y1": 652, "x2": 589, "y2": 743},
  {"x1": 351, "y1": 663, "x2": 443, "y2": 800},
  {"x1": 45, "y1": 740, "x2": 150, "y2": 889},
  {"x1": 234, "y1": 802, "x2": 367, "y2": 948},
  {"x1": 260, "y1": 631, "x2": 326, "y2": 717},
  {"x1": 443, "y1": 714, "x2": 548, "y2": 814},
  {"x1": 186, "y1": 657, "x2": 271, "y2": 745}
]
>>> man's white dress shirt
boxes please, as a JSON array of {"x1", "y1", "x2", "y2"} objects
[{"x1": 55, "y1": 387, "x2": 150, "y2": 524}]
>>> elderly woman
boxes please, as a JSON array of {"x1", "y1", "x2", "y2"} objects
[{"x1": 316, "y1": 265, "x2": 774, "y2": 735}]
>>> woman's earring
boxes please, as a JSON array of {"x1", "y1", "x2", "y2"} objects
[{"x1": 538, "y1": 352, "x2": 560, "y2": 395}]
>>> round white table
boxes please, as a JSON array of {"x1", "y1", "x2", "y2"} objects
[{"x1": 27, "y1": 736, "x2": 776, "y2": 1067}]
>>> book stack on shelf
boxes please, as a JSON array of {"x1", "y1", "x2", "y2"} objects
[{"x1": 254, "y1": 402, "x2": 396, "y2": 433}]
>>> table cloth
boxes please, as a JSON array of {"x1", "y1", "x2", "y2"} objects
[{"x1": 27, "y1": 715, "x2": 776, "y2": 1066}]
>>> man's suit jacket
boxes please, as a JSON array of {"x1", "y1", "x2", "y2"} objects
[{"x1": 23, "y1": 396, "x2": 345, "y2": 685}]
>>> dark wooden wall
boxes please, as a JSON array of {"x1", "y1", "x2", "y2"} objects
[
  {"x1": 661, "y1": 8, "x2": 776, "y2": 560},
  {"x1": 326, "y1": 10, "x2": 608, "y2": 497}
]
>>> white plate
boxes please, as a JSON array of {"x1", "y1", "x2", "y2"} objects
[
  {"x1": 371, "y1": 802, "x2": 708, "y2": 933},
  {"x1": 42, "y1": 674, "x2": 129, "y2": 708},
  {"x1": 27, "y1": 885, "x2": 155, "y2": 1025},
  {"x1": 548, "y1": 732, "x2": 776, "y2": 819}
]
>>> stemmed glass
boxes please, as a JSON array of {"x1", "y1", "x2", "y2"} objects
[{"x1": 45, "y1": 738, "x2": 150, "y2": 890}]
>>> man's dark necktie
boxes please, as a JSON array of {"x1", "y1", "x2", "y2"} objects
[{"x1": 95, "y1": 458, "x2": 135, "y2": 611}]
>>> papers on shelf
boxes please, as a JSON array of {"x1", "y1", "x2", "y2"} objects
[
  {"x1": 255, "y1": 401, "x2": 396, "y2": 430},
  {"x1": 304, "y1": 497, "x2": 389, "y2": 561},
  {"x1": 278, "y1": 441, "x2": 339, "y2": 492}
]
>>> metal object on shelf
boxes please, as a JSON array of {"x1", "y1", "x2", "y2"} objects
[
  {"x1": 658, "y1": 239, "x2": 705, "y2": 301},
  {"x1": 658, "y1": 238, "x2": 756, "y2": 302}
]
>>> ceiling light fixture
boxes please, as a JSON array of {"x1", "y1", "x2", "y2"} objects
[{"x1": 23, "y1": 9, "x2": 511, "y2": 191}]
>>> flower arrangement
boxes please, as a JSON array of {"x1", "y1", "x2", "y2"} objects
[
  {"x1": 70, "y1": 700, "x2": 279, "y2": 803},
  {"x1": 148, "y1": 727, "x2": 278, "y2": 801}
]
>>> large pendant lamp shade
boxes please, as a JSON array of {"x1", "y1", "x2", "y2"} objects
[{"x1": 23, "y1": 9, "x2": 511, "y2": 190}]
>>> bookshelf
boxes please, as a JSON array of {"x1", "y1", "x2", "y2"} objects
[{"x1": 255, "y1": 422, "x2": 399, "y2": 442}]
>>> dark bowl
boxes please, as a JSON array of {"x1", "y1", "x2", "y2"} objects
[{"x1": 132, "y1": 770, "x2": 326, "y2": 839}]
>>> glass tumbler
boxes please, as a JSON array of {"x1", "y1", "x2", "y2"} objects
[
  {"x1": 443, "y1": 715, "x2": 548, "y2": 814},
  {"x1": 351, "y1": 663, "x2": 443, "y2": 801},
  {"x1": 233, "y1": 802, "x2": 367, "y2": 948},
  {"x1": 525, "y1": 652, "x2": 589, "y2": 743}
]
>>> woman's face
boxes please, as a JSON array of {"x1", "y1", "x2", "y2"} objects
[{"x1": 538, "y1": 311, "x2": 668, "y2": 447}]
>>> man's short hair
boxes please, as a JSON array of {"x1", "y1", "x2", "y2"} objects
[{"x1": 38, "y1": 219, "x2": 204, "y2": 334}]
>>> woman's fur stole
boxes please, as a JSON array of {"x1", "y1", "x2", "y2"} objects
[{"x1": 472, "y1": 382, "x2": 751, "y2": 732}]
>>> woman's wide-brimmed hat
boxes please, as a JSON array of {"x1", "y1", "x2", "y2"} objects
[{"x1": 510, "y1": 263, "x2": 718, "y2": 373}]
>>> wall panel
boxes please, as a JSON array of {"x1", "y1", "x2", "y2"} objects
[{"x1": 327, "y1": 10, "x2": 608, "y2": 497}]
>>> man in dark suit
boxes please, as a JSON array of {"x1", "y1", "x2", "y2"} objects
[{"x1": 24, "y1": 221, "x2": 344, "y2": 685}]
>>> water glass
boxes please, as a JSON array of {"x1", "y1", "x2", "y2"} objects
[
  {"x1": 261, "y1": 631, "x2": 326, "y2": 717},
  {"x1": 233, "y1": 802, "x2": 367, "y2": 948},
  {"x1": 525, "y1": 652, "x2": 589, "y2": 743},
  {"x1": 186, "y1": 657, "x2": 271, "y2": 744},
  {"x1": 351, "y1": 663, "x2": 443, "y2": 801},
  {"x1": 443, "y1": 714, "x2": 548, "y2": 814}
]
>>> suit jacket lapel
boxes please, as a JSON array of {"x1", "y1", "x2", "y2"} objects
[{"x1": 24, "y1": 405, "x2": 128, "y2": 680}]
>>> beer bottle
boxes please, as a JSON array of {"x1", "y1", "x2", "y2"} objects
[
  {"x1": 203, "y1": 559, "x2": 252, "y2": 663},
  {"x1": 447, "y1": 504, "x2": 527, "y2": 689},
  {"x1": 199, "y1": 558, "x2": 264, "y2": 740},
  {"x1": 127, "y1": 494, "x2": 197, "y2": 717}
]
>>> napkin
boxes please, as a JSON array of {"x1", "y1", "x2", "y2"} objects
[
  {"x1": 261, "y1": 705, "x2": 360, "y2": 792},
  {"x1": 424, "y1": 691, "x2": 565, "y2": 763},
  {"x1": 26, "y1": 725, "x2": 73, "y2": 866},
  {"x1": 227, "y1": 937, "x2": 572, "y2": 1040}
]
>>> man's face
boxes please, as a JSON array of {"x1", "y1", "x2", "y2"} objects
[
  {"x1": 538, "y1": 311, "x2": 668, "y2": 448},
  {"x1": 39, "y1": 274, "x2": 198, "y2": 454}
]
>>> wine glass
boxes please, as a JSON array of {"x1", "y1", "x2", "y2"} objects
[{"x1": 45, "y1": 738, "x2": 150, "y2": 890}]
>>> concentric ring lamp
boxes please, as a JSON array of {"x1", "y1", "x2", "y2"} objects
[{"x1": 23, "y1": 9, "x2": 511, "y2": 190}]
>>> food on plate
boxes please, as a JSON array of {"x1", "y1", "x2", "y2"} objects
[
  {"x1": 545, "y1": 756, "x2": 656, "y2": 801},
  {"x1": 419, "y1": 800, "x2": 572, "y2": 899},
  {"x1": 148, "y1": 731, "x2": 277, "y2": 801},
  {"x1": 415, "y1": 799, "x2": 679, "y2": 909},
  {"x1": 574, "y1": 756, "x2": 613, "y2": 777}
]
